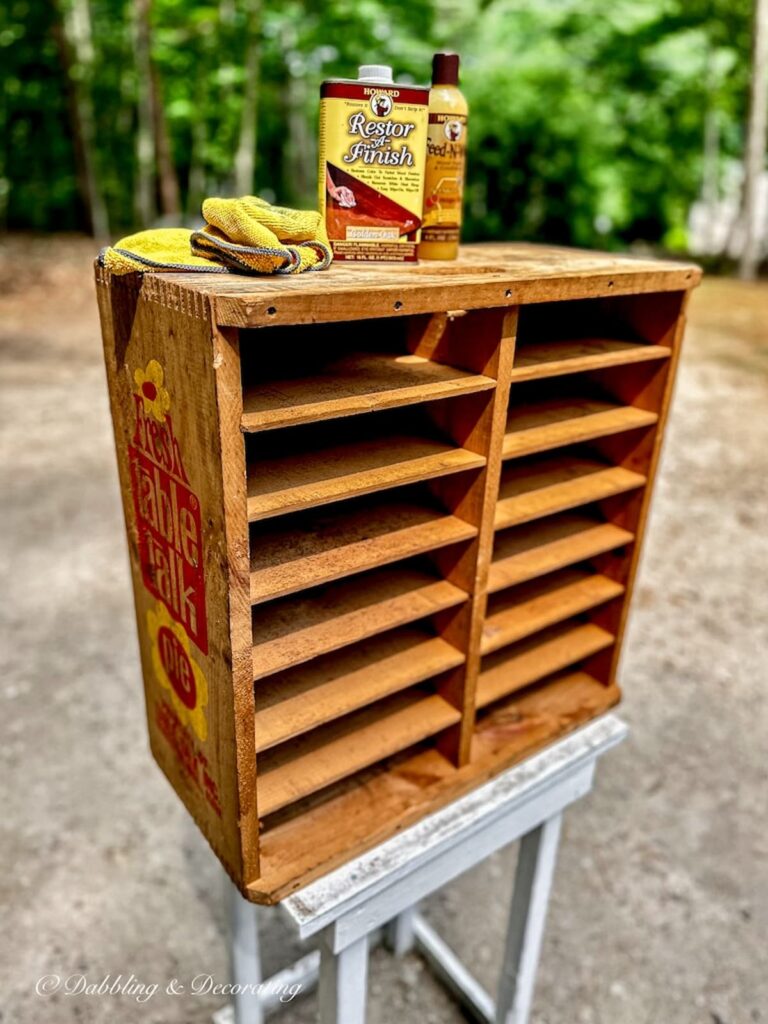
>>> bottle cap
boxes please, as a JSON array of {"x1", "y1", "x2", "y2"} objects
[
  {"x1": 432, "y1": 52, "x2": 460, "y2": 85},
  {"x1": 358, "y1": 65, "x2": 394, "y2": 84}
]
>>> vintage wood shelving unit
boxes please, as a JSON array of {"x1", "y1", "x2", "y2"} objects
[{"x1": 96, "y1": 243, "x2": 700, "y2": 903}]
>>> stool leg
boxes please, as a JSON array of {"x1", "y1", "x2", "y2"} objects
[
  {"x1": 495, "y1": 813, "x2": 563, "y2": 1024},
  {"x1": 318, "y1": 932, "x2": 369, "y2": 1024},
  {"x1": 230, "y1": 884, "x2": 264, "y2": 1024},
  {"x1": 385, "y1": 906, "x2": 417, "y2": 955}
]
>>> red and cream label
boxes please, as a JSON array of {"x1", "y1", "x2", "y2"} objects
[
  {"x1": 126, "y1": 360, "x2": 217, "y2": 806},
  {"x1": 148, "y1": 600, "x2": 209, "y2": 742},
  {"x1": 126, "y1": 359, "x2": 218, "y2": 814},
  {"x1": 128, "y1": 360, "x2": 208, "y2": 655}
]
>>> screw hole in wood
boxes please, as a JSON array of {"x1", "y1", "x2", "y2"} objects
[
  {"x1": 504, "y1": 289, "x2": 513, "y2": 298},
  {"x1": 394, "y1": 300, "x2": 403, "y2": 311},
  {"x1": 267, "y1": 306, "x2": 277, "y2": 316}
]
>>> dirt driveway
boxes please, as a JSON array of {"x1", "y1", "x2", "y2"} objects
[{"x1": 1, "y1": 237, "x2": 766, "y2": 1024}]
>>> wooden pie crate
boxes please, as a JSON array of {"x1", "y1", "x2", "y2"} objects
[{"x1": 95, "y1": 243, "x2": 700, "y2": 903}]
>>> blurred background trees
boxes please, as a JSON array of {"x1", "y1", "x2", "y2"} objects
[{"x1": 0, "y1": 0, "x2": 764, "y2": 265}]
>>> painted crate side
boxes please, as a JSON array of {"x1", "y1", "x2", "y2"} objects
[{"x1": 95, "y1": 270, "x2": 257, "y2": 887}]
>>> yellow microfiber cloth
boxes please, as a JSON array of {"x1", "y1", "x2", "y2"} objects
[{"x1": 99, "y1": 196, "x2": 332, "y2": 276}]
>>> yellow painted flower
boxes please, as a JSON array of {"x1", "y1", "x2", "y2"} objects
[
  {"x1": 134, "y1": 359, "x2": 171, "y2": 423},
  {"x1": 147, "y1": 601, "x2": 208, "y2": 741}
]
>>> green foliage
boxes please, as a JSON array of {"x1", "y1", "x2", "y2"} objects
[
  {"x1": 1, "y1": 0, "x2": 80, "y2": 228},
  {"x1": 458, "y1": 0, "x2": 752, "y2": 248},
  {"x1": 0, "y1": 0, "x2": 754, "y2": 248}
]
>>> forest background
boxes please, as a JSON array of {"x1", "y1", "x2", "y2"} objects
[{"x1": 1, "y1": 0, "x2": 766, "y2": 274}]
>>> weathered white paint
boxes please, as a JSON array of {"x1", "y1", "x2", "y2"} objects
[
  {"x1": 282, "y1": 715, "x2": 627, "y2": 940},
  {"x1": 222, "y1": 714, "x2": 628, "y2": 1024},
  {"x1": 384, "y1": 904, "x2": 417, "y2": 956},
  {"x1": 222, "y1": 894, "x2": 322, "y2": 1024},
  {"x1": 323, "y1": 762, "x2": 592, "y2": 954},
  {"x1": 318, "y1": 932, "x2": 369, "y2": 1024},
  {"x1": 230, "y1": 885, "x2": 263, "y2": 1024},
  {"x1": 495, "y1": 815, "x2": 563, "y2": 1024}
]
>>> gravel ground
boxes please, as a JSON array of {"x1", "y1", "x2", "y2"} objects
[{"x1": 1, "y1": 237, "x2": 766, "y2": 1024}]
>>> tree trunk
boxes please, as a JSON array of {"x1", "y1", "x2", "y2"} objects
[
  {"x1": 700, "y1": 44, "x2": 721, "y2": 254},
  {"x1": 152, "y1": 63, "x2": 181, "y2": 217},
  {"x1": 54, "y1": 0, "x2": 109, "y2": 237},
  {"x1": 233, "y1": 0, "x2": 261, "y2": 195},
  {"x1": 739, "y1": 0, "x2": 768, "y2": 279},
  {"x1": 187, "y1": 106, "x2": 208, "y2": 220},
  {"x1": 134, "y1": 0, "x2": 156, "y2": 226},
  {"x1": 286, "y1": 64, "x2": 312, "y2": 204}
]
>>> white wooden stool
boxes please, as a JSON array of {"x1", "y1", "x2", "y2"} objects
[{"x1": 217, "y1": 714, "x2": 627, "y2": 1024}]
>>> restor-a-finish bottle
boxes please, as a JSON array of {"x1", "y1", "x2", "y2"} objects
[
  {"x1": 318, "y1": 64, "x2": 429, "y2": 263},
  {"x1": 418, "y1": 52, "x2": 468, "y2": 260}
]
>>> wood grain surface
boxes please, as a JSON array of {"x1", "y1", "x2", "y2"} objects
[
  {"x1": 95, "y1": 244, "x2": 699, "y2": 902},
  {"x1": 137, "y1": 242, "x2": 701, "y2": 327}
]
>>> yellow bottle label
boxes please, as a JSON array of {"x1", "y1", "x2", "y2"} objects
[
  {"x1": 318, "y1": 81, "x2": 429, "y2": 262},
  {"x1": 421, "y1": 112, "x2": 467, "y2": 245}
]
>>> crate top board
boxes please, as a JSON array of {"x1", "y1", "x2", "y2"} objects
[{"x1": 135, "y1": 242, "x2": 702, "y2": 328}]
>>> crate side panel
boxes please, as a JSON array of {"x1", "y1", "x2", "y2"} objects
[{"x1": 95, "y1": 270, "x2": 250, "y2": 886}]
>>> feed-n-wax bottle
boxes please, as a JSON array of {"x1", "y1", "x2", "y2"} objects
[{"x1": 418, "y1": 52, "x2": 468, "y2": 260}]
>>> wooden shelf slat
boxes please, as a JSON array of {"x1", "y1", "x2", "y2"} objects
[
  {"x1": 250, "y1": 497, "x2": 477, "y2": 604},
  {"x1": 472, "y1": 671, "x2": 618, "y2": 760},
  {"x1": 503, "y1": 398, "x2": 658, "y2": 460},
  {"x1": 247, "y1": 435, "x2": 485, "y2": 521},
  {"x1": 476, "y1": 622, "x2": 614, "y2": 708},
  {"x1": 254, "y1": 627, "x2": 465, "y2": 752},
  {"x1": 481, "y1": 568, "x2": 624, "y2": 655},
  {"x1": 257, "y1": 691, "x2": 462, "y2": 815},
  {"x1": 242, "y1": 351, "x2": 495, "y2": 431},
  {"x1": 509, "y1": 338, "x2": 670, "y2": 382},
  {"x1": 252, "y1": 566, "x2": 467, "y2": 680},
  {"x1": 495, "y1": 455, "x2": 646, "y2": 531},
  {"x1": 489, "y1": 513, "x2": 634, "y2": 592}
]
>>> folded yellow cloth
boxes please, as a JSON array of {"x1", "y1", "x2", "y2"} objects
[{"x1": 99, "y1": 196, "x2": 332, "y2": 275}]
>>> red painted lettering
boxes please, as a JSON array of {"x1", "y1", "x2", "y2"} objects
[
  {"x1": 128, "y1": 405, "x2": 208, "y2": 653},
  {"x1": 158, "y1": 626, "x2": 197, "y2": 709}
]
